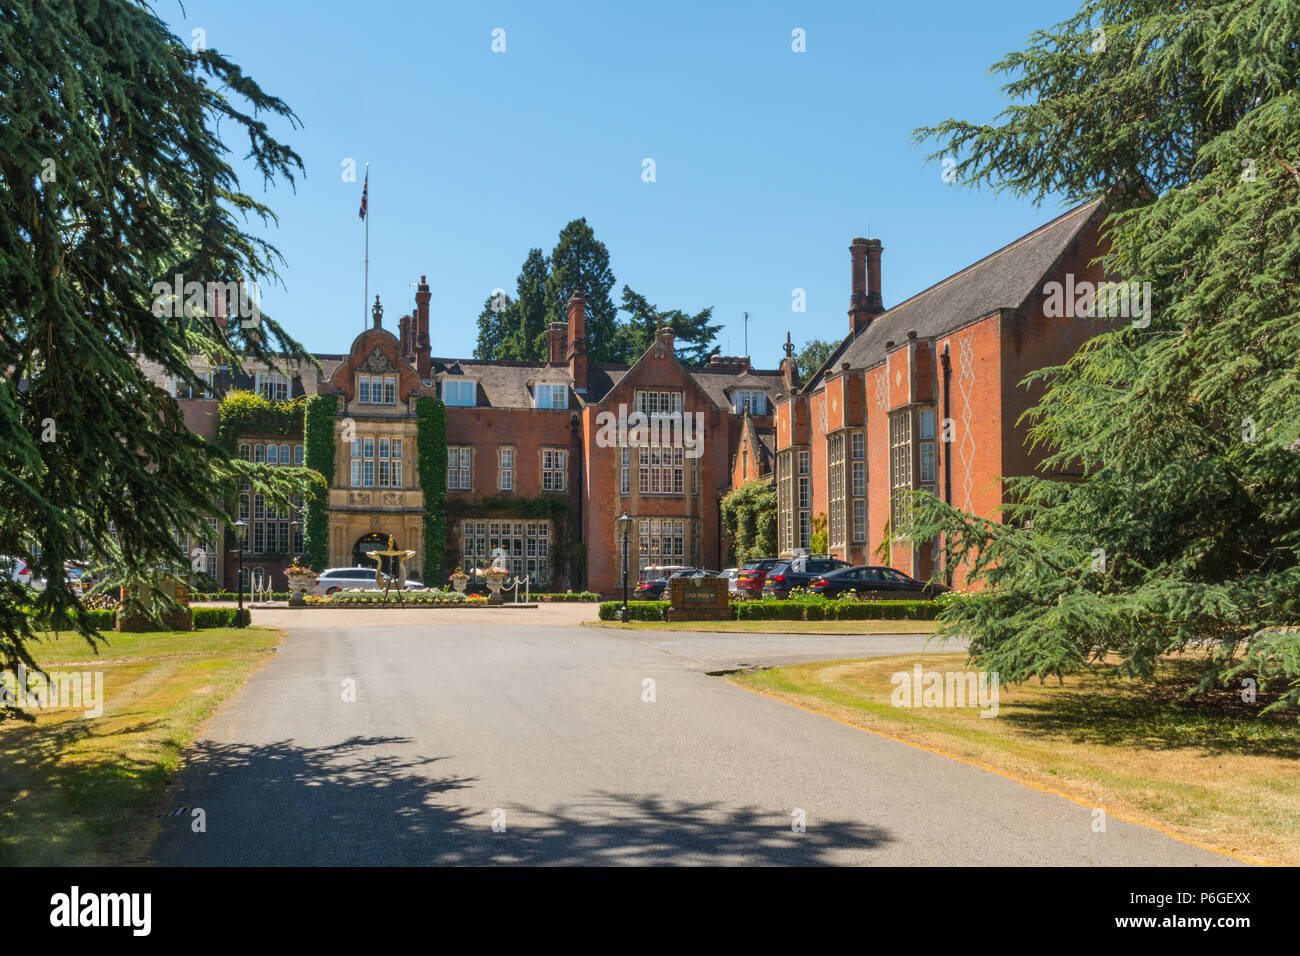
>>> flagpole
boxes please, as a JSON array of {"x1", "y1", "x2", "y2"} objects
[{"x1": 364, "y1": 163, "x2": 369, "y2": 331}]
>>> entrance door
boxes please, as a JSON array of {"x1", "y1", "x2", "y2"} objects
[{"x1": 353, "y1": 532, "x2": 394, "y2": 577}]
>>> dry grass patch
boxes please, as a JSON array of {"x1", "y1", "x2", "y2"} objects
[
  {"x1": 733, "y1": 653, "x2": 1300, "y2": 866},
  {"x1": 0, "y1": 626, "x2": 283, "y2": 866}
]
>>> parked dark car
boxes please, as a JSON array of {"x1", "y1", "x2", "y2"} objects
[
  {"x1": 633, "y1": 565, "x2": 701, "y2": 599},
  {"x1": 761, "y1": 556, "x2": 851, "y2": 598},
  {"x1": 735, "y1": 558, "x2": 782, "y2": 598},
  {"x1": 808, "y1": 565, "x2": 952, "y2": 599}
]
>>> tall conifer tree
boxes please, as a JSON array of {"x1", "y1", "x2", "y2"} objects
[
  {"x1": 0, "y1": 0, "x2": 310, "y2": 711},
  {"x1": 906, "y1": 0, "x2": 1300, "y2": 711}
]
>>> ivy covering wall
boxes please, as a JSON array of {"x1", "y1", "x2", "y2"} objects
[
  {"x1": 215, "y1": 390, "x2": 306, "y2": 451},
  {"x1": 445, "y1": 494, "x2": 575, "y2": 587},
  {"x1": 302, "y1": 393, "x2": 338, "y2": 569},
  {"x1": 720, "y1": 479, "x2": 777, "y2": 565},
  {"x1": 416, "y1": 396, "x2": 447, "y2": 585}
]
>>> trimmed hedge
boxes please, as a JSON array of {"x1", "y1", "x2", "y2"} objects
[
  {"x1": 37, "y1": 608, "x2": 116, "y2": 630},
  {"x1": 600, "y1": 599, "x2": 941, "y2": 623},
  {"x1": 37, "y1": 607, "x2": 250, "y2": 630},
  {"x1": 598, "y1": 601, "x2": 670, "y2": 621},
  {"x1": 191, "y1": 607, "x2": 252, "y2": 628},
  {"x1": 735, "y1": 599, "x2": 940, "y2": 621},
  {"x1": 536, "y1": 592, "x2": 601, "y2": 602}
]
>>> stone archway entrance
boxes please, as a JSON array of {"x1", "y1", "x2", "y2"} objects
[{"x1": 353, "y1": 532, "x2": 396, "y2": 577}]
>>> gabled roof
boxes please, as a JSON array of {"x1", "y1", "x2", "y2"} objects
[{"x1": 803, "y1": 197, "x2": 1107, "y2": 391}]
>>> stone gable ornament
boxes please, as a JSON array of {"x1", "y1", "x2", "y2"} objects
[{"x1": 360, "y1": 347, "x2": 397, "y2": 374}]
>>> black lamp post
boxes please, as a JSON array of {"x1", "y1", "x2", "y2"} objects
[
  {"x1": 617, "y1": 512, "x2": 632, "y2": 623},
  {"x1": 234, "y1": 518, "x2": 248, "y2": 627}
]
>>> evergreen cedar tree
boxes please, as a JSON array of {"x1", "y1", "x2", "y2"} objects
[
  {"x1": 0, "y1": 0, "x2": 315, "y2": 714},
  {"x1": 907, "y1": 0, "x2": 1300, "y2": 712}
]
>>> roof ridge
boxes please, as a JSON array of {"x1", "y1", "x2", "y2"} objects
[
  {"x1": 874, "y1": 197, "x2": 1104, "y2": 320},
  {"x1": 868, "y1": 195, "x2": 1102, "y2": 321}
]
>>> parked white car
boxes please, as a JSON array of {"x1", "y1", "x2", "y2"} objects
[
  {"x1": 722, "y1": 567, "x2": 742, "y2": 595},
  {"x1": 310, "y1": 567, "x2": 424, "y2": 596},
  {"x1": 30, "y1": 569, "x2": 86, "y2": 597},
  {"x1": 0, "y1": 556, "x2": 32, "y2": 586}
]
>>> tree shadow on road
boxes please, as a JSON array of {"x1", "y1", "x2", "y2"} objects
[{"x1": 148, "y1": 735, "x2": 891, "y2": 865}]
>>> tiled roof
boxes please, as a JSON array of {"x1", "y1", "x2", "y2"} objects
[
  {"x1": 688, "y1": 368, "x2": 784, "y2": 410},
  {"x1": 428, "y1": 358, "x2": 574, "y2": 409},
  {"x1": 804, "y1": 197, "x2": 1107, "y2": 391}
]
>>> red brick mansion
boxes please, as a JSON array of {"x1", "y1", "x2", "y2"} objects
[{"x1": 151, "y1": 197, "x2": 1110, "y2": 595}]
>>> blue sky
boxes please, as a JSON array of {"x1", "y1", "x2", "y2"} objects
[{"x1": 161, "y1": 0, "x2": 1081, "y2": 366}]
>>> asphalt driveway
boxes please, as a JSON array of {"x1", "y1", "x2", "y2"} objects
[{"x1": 149, "y1": 610, "x2": 1237, "y2": 866}]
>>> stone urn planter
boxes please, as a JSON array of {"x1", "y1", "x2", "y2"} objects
[
  {"x1": 286, "y1": 571, "x2": 316, "y2": 606},
  {"x1": 484, "y1": 569, "x2": 507, "y2": 605},
  {"x1": 450, "y1": 572, "x2": 469, "y2": 593}
]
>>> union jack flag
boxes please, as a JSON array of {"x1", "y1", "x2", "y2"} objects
[{"x1": 358, "y1": 169, "x2": 368, "y2": 221}]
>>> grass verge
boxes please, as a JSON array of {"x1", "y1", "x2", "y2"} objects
[
  {"x1": 732, "y1": 652, "x2": 1300, "y2": 866},
  {"x1": 586, "y1": 619, "x2": 937, "y2": 634},
  {"x1": 0, "y1": 626, "x2": 283, "y2": 865}
]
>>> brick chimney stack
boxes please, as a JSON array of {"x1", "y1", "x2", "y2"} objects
[
  {"x1": 546, "y1": 322, "x2": 567, "y2": 366},
  {"x1": 208, "y1": 287, "x2": 229, "y2": 331},
  {"x1": 415, "y1": 275, "x2": 431, "y2": 379},
  {"x1": 849, "y1": 238, "x2": 870, "y2": 334},
  {"x1": 656, "y1": 326, "x2": 676, "y2": 352},
  {"x1": 566, "y1": 291, "x2": 587, "y2": 392},
  {"x1": 849, "y1": 237, "x2": 885, "y2": 334},
  {"x1": 865, "y1": 238, "x2": 884, "y2": 314},
  {"x1": 399, "y1": 312, "x2": 412, "y2": 359}
]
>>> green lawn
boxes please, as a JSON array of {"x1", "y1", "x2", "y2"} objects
[
  {"x1": 587, "y1": 619, "x2": 937, "y2": 634},
  {"x1": 0, "y1": 626, "x2": 283, "y2": 866},
  {"x1": 734, "y1": 653, "x2": 1300, "y2": 866}
]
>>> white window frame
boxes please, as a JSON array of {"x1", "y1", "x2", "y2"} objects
[
  {"x1": 731, "y1": 390, "x2": 767, "y2": 415},
  {"x1": 534, "y1": 383, "x2": 568, "y2": 409},
  {"x1": 499, "y1": 446, "x2": 514, "y2": 491},
  {"x1": 255, "y1": 371, "x2": 290, "y2": 402},
  {"x1": 542, "y1": 448, "x2": 566, "y2": 492},
  {"x1": 443, "y1": 379, "x2": 477, "y2": 407},
  {"x1": 448, "y1": 446, "x2": 472, "y2": 490}
]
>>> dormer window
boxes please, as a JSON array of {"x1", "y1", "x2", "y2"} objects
[
  {"x1": 255, "y1": 371, "x2": 290, "y2": 402},
  {"x1": 443, "y1": 379, "x2": 477, "y2": 407},
  {"x1": 173, "y1": 369, "x2": 213, "y2": 399},
  {"x1": 534, "y1": 383, "x2": 568, "y2": 409},
  {"x1": 357, "y1": 373, "x2": 396, "y2": 405},
  {"x1": 731, "y1": 390, "x2": 767, "y2": 415}
]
